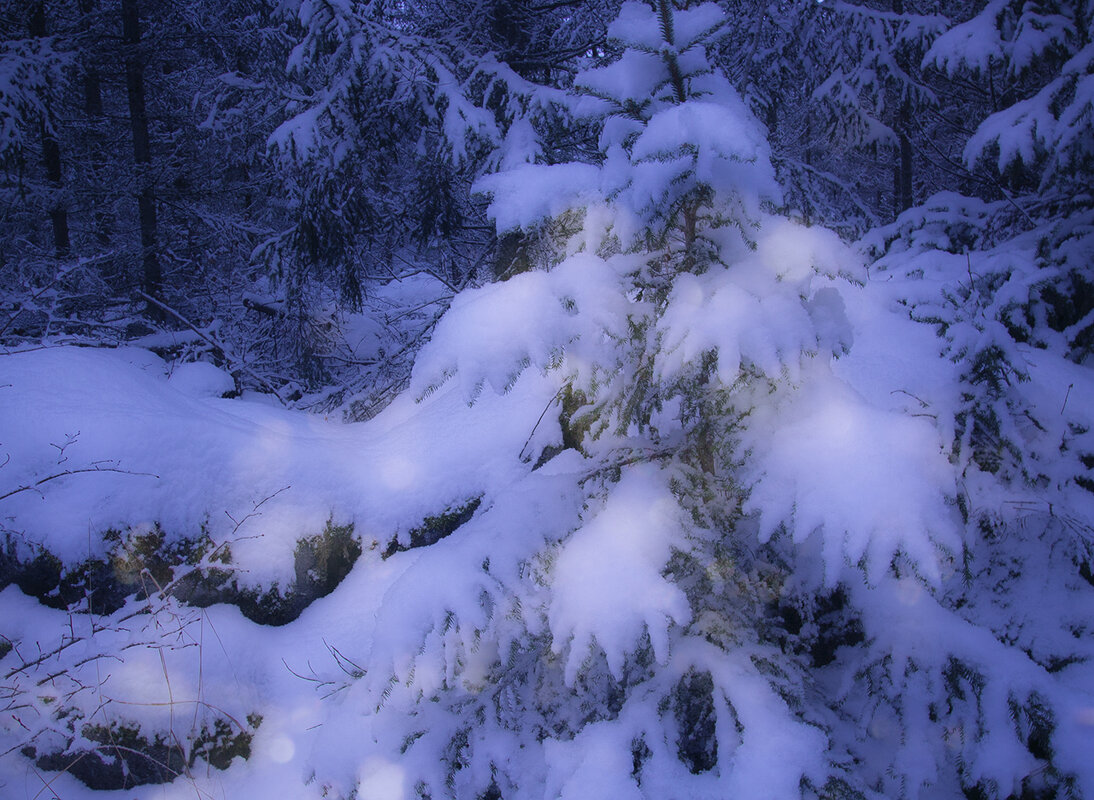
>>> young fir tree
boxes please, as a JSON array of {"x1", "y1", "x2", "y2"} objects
[
  {"x1": 707, "y1": 0, "x2": 881, "y2": 236},
  {"x1": 295, "y1": 3, "x2": 1070, "y2": 798},
  {"x1": 2, "y1": 3, "x2": 1091, "y2": 799},
  {"x1": 261, "y1": 0, "x2": 508, "y2": 295},
  {"x1": 810, "y1": 0, "x2": 952, "y2": 221}
]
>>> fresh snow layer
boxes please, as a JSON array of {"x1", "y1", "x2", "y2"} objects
[
  {"x1": 549, "y1": 463, "x2": 691, "y2": 683},
  {"x1": 0, "y1": 343, "x2": 573, "y2": 799},
  {"x1": 0, "y1": 345, "x2": 556, "y2": 582},
  {"x1": 2, "y1": 251, "x2": 1091, "y2": 798}
]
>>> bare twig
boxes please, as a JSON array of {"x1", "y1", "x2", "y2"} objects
[
  {"x1": 518, "y1": 385, "x2": 567, "y2": 461},
  {"x1": 0, "y1": 466, "x2": 160, "y2": 502},
  {"x1": 49, "y1": 431, "x2": 79, "y2": 464},
  {"x1": 325, "y1": 640, "x2": 367, "y2": 679}
]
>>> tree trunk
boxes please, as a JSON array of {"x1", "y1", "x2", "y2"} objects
[
  {"x1": 892, "y1": 98, "x2": 913, "y2": 217},
  {"x1": 29, "y1": 2, "x2": 70, "y2": 257},
  {"x1": 121, "y1": 0, "x2": 162, "y2": 317},
  {"x1": 79, "y1": 0, "x2": 104, "y2": 117},
  {"x1": 682, "y1": 200, "x2": 698, "y2": 273},
  {"x1": 890, "y1": 0, "x2": 913, "y2": 218},
  {"x1": 40, "y1": 127, "x2": 70, "y2": 256},
  {"x1": 899, "y1": 122, "x2": 913, "y2": 212},
  {"x1": 79, "y1": 0, "x2": 112, "y2": 247}
]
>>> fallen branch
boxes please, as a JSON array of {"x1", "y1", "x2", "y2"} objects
[{"x1": 136, "y1": 291, "x2": 286, "y2": 404}]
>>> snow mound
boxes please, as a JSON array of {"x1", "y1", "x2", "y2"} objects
[{"x1": 167, "y1": 360, "x2": 236, "y2": 397}]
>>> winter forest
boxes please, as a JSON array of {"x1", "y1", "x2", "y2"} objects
[{"x1": 1, "y1": 0, "x2": 1093, "y2": 797}]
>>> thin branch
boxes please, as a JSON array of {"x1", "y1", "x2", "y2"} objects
[
  {"x1": 0, "y1": 466, "x2": 159, "y2": 502},
  {"x1": 518, "y1": 385, "x2": 566, "y2": 462}
]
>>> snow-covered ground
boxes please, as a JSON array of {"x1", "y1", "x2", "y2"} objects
[
  {"x1": 5, "y1": 257, "x2": 1090, "y2": 799},
  {"x1": 0, "y1": 333, "x2": 566, "y2": 797}
]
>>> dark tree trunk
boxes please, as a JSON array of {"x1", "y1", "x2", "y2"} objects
[
  {"x1": 121, "y1": 0, "x2": 162, "y2": 316},
  {"x1": 29, "y1": 2, "x2": 70, "y2": 257},
  {"x1": 79, "y1": 0, "x2": 112, "y2": 247},
  {"x1": 892, "y1": 143, "x2": 900, "y2": 220},
  {"x1": 899, "y1": 123, "x2": 913, "y2": 212},
  {"x1": 78, "y1": 0, "x2": 104, "y2": 118},
  {"x1": 804, "y1": 111, "x2": 813, "y2": 168},
  {"x1": 892, "y1": 99, "x2": 913, "y2": 218},
  {"x1": 891, "y1": 0, "x2": 914, "y2": 218},
  {"x1": 40, "y1": 127, "x2": 70, "y2": 256}
]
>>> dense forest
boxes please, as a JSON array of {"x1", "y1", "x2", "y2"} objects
[{"x1": 1, "y1": 0, "x2": 1093, "y2": 798}]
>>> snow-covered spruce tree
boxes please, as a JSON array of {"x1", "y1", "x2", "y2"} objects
[
  {"x1": 257, "y1": 0, "x2": 499, "y2": 338},
  {"x1": 874, "y1": 0, "x2": 1094, "y2": 537},
  {"x1": 233, "y1": 0, "x2": 581, "y2": 397},
  {"x1": 927, "y1": 0, "x2": 1092, "y2": 198},
  {"x1": 840, "y1": 4, "x2": 1094, "y2": 797},
  {"x1": 293, "y1": 3, "x2": 1089, "y2": 798},
  {"x1": 194, "y1": 1, "x2": 437, "y2": 388},
  {"x1": 858, "y1": 192, "x2": 1094, "y2": 799}
]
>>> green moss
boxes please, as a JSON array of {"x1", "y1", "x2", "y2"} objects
[
  {"x1": 33, "y1": 722, "x2": 185, "y2": 790},
  {"x1": 12, "y1": 550, "x2": 65, "y2": 607},
  {"x1": 559, "y1": 385, "x2": 591, "y2": 453},
  {"x1": 383, "y1": 497, "x2": 482, "y2": 558},
  {"x1": 29, "y1": 714, "x2": 261, "y2": 790},
  {"x1": 3, "y1": 518, "x2": 361, "y2": 626},
  {"x1": 189, "y1": 714, "x2": 260, "y2": 770},
  {"x1": 294, "y1": 520, "x2": 360, "y2": 592},
  {"x1": 237, "y1": 518, "x2": 361, "y2": 625},
  {"x1": 0, "y1": 524, "x2": 225, "y2": 614},
  {"x1": 2, "y1": 519, "x2": 361, "y2": 625}
]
